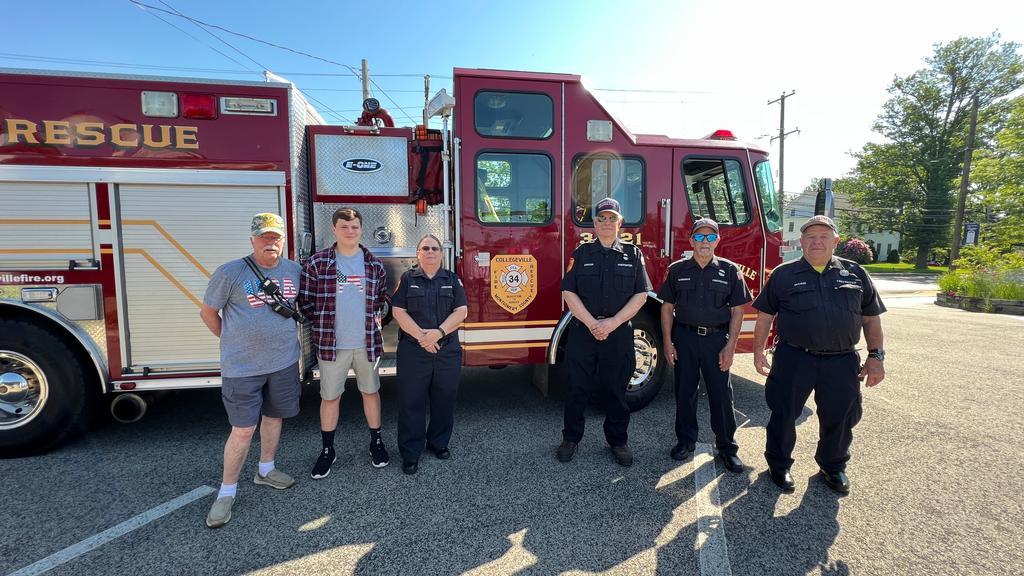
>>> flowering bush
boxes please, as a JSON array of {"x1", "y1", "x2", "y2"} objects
[{"x1": 837, "y1": 238, "x2": 873, "y2": 264}]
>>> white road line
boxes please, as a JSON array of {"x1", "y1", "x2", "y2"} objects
[
  {"x1": 693, "y1": 443, "x2": 733, "y2": 576},
  {"x1": 9, "y1": 485, "x2": 215, "y2": 576}
]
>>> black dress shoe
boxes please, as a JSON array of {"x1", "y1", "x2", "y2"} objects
[
  {"x1": 402, "y1": 461, "x2": 418, "y2": 475},
  {"x1": 769, "y1": 468, "x2": 796, "y2": 492},
  {"x1": 610, "y1": 445, "x2": 633, "y2": 467},
  {"x1": 670, "y1": 443, "x2": 695, "y2": 461},
  {"x1": 820, "y1": 470, "x2": 850, "y2": 494},
  {"x1": 556, "y1": 441, "x2": 578, "y2": 463},
  {"x1": 719, "y1": 453, "x2": 744, "y2": 473},
  {"x1": 428, "y1": 445, "x2": 451, "y2": 460}
]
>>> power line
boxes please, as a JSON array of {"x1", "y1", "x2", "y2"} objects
[
  {"x1": 133, "y1": 1, "x2": 255, "y2": 73},
  {"x1": 153, "y1": 0, "x2": 267, "y2": 72}
]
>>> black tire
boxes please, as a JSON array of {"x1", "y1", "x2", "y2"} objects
[
  {"x1": 0, "y1": 319, "x2": 94, "y2": 457},
  {"x1": 626, "y1": 311, "x2": 665, "y2": 412}
]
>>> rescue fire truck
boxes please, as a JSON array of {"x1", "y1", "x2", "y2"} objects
[{"x1": 0, "y1": 67, "x2": 784, "y2": 455}]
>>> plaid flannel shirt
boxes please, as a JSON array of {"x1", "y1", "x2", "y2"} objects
[{"x1": 298, "y1": 243, "x2": 389, "y2": 362}]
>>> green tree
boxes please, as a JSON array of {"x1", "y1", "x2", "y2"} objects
[
  {"x1": 972, "y1": 96, "x2": 1024, "y2": 252},
  {"x1": 845, "y1": 34, "x2": 1023, "y2": 269}
]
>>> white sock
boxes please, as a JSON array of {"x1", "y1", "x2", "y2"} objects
[
  {"x1": 217, "y1": 483, "x2": 237, "y2": 499},
  {"x1": 258, "y1": 460, "x2": 275, "y2": 477}
]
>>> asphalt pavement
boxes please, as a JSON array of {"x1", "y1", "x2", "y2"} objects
[{"x1": 3, "y1": 282, "x2": 1022, "y2": 576}]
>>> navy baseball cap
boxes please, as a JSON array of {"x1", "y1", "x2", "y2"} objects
[
  {"x1": 594, "y1": 197, "x2": 622, "y2": 218},
  {"x1": 691, "y1": 217, "x2": 720, "y2": 234}
]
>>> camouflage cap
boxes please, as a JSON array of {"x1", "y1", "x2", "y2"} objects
[{"x1": 251, "y1": 213, "x2": 286, "y2": 237}]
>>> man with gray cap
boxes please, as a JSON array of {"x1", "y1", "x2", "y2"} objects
[
  {"x1": 200, "y1": 212, "x2": 303, "y2": 528},
  {"x1": 658, "y1": 218, "x2": 751, "y2": 470},
  {"x1": 752, "y1": 215, "x2": 886, "y2": 495},
  {"x1": 558, "y1": 197, "x2": 651, "y2": 467}
]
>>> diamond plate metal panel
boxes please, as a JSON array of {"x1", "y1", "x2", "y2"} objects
[
  {"x1": 313, "y1": 203, "x2": 449, "y2": 251},
  {"x1": 0, "y1": 285, "x2": 107, "y2": 359},
  {"x1": 313, "y1": 135, "x2": 410, "y2": 197}
]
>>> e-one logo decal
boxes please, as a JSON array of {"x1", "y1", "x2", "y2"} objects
[{"x1": 342, "y1": 159, "x2": 383, "y2": 173}]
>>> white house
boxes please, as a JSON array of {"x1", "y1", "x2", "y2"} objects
[{"x1": 782, "y1": 188, "x2": 900, "y2": 262}]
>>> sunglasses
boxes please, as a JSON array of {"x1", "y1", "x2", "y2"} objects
[
  {"x1": 692, "y1": 233, "x2": 719, "y2": 242},
  {"x1": 419, "y1": 245, "x2": 441, "y2": 252},
  {"x1": 595, "y1": 215, "x2": 618, "y2": 223}
]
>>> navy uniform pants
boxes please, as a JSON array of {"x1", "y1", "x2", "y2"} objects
[
  {"x1": 397, "y1": 337, "x2": 461, "y2": 463},
  {"x1": 672, "y1": 326, "x2": 739, "y2": 456},
  {"x1": 764, "y1": 343, "x2": 863, "y2": 473},
  {"x1": 562, "y1": 321, "x2": 633, "y2": 447}
]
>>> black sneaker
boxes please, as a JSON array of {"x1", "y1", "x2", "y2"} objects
[
  {"x1": 311, "y1": 447, "x2": 336, "y2": 479},
  {"x1": 370, "y1": 437, "x2": 390, "y2": 468},
  {"x1": 610, "y1": 445, "x2": 634, "y2": 467},
  {"x1": 556, "y1": 441, "x2": 578, "y2": 462}
]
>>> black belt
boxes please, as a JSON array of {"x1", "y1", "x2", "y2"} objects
[
  {"x1": 783, "y1": 342, "x2": 855, "y2": 356},
  {"x1": 677, "y1": 323, "x2": 729, "y2": 336}
]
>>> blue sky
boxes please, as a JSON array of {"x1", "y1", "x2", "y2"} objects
[{"x1": 5, "y1": 0, "x2": 1023, "y2": 194}]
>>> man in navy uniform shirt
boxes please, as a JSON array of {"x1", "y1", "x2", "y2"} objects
[
  {"x1": 658, "y1": 218, "x2": 751, "y2": 472},
  {"x1": 558, "y1": 198, "x2": 651, "y2": 467},
  {"x1": 752, "y1": 215, "x2": 886, "y2": 494}
]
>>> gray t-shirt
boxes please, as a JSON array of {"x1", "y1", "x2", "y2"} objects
[
  {"x1": 203, "y1": 256, "x2": 301, "y2": 378},
  {"x1": 334, "y1": 250, "x2": 366, "y2": 350}
]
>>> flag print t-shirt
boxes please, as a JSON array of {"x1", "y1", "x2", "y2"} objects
[{"x1": 335, "y1": 249, "x2": 366, "y2": 350}]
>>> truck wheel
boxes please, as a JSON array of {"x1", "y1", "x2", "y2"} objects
[
  {"x1": 626, "y1": 312, "x2": 665, "y2": 412},
  {"x1": 0, "y1": 320, "x2": 93, "y2": 456}
]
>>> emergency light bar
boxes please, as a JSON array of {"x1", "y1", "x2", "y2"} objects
[{"x1": 705, "y1": 129, "x2": 738, "y2": 140}]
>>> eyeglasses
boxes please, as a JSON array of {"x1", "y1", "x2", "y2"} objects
[
  {"x1": 419, "y1": 246, "x2": 441, "y2": 252},
  {"x1": 692, "y1": 233, "x2": 719, "y2": 242},
  {"x1": 595, "y1": 215, "x2": 618, "y2": 223}
]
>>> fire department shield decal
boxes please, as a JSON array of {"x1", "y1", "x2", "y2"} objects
[{"x1": 490, "y1": 254, "x2": 538, "y2": 314}]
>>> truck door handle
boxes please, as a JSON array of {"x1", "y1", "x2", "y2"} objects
[{"x1": 660, "y1": 198, "x2": 672, "y2": 258}]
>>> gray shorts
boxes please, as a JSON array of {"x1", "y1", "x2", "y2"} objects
[
  {"x1": 221, "y1": 362, "x2": 301, "y2": 428},
  {"x1": 319, "y1": 349, "x2": 381, "y2": 400}
]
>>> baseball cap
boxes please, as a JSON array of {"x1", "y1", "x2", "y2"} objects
[
  {"x1": 594, "y1": 197, "x2": 622, "y2": 218},
  {"x1": 251, "y1": 213, "x2": 286, "y2": 237},
  {"x1": 691, "y1": 217, "x2": 720, "y2": 234},
  {"x1": 800, "y1": 215, "x2": 837, "y2": 233}
]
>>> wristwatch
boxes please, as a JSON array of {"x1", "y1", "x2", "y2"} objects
[{"x1": 867, "y1": 348, "x2": 885, "y2": 362}]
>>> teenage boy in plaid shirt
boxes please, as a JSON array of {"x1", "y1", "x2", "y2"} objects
[{"x1": 298, "y1": 207, "x2": 390, "y2": 477}]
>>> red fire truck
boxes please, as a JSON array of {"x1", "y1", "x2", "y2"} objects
[{"x1": 0, "y1": 67, "x2": 783, "y2": 455}]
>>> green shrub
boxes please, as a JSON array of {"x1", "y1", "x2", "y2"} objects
[
  {"x1": 938, "y1": 268, "x2": 1024, "y2": 301},
  {"x1": 886, "y1": 249, "x2": 900, "y2": 263}
]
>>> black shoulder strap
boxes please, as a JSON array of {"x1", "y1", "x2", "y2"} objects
[{"x1": 243, "y1": 256, "x2": 269, "y2": 284}]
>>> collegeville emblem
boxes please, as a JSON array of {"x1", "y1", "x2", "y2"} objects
[{"x1": 490, "y1": 254, "x2": 538, "y2": 314}]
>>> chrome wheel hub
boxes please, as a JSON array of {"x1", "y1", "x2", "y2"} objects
[
  {"x1": 629, "y1": 328, "x2": 658, "y2": 392},
  {"x1": 0, "y1": 351, "x2": 48, "y2": 430}
]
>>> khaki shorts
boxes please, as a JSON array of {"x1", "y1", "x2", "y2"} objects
[{"x1": 319, "y1": 349, "x2": 381, "y2": 400}]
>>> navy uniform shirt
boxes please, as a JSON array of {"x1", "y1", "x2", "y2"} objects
[
  {"x1": 752, "y1": 256, "x2": 886, "y2": 352},
  {"x1": 561, "y1": 239, "x2": 652, "y2": 318},
  {"x1": 392, "y1": 267, "x2": 468, "y2": 338},
  {"x1": 657, "y1": 256, "x2": 752, "y2": 327}
]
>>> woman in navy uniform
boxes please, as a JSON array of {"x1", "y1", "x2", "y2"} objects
[
  {"x1": 557, "y1": 198, "x2": 651, "y2": 467},
  {"x1": 391, "y1": 234, "x2": 468, "y2": 475}
]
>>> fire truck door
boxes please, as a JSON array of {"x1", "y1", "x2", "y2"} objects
[
  {"x1": 115, "y1": 182, "x2": 286, "y2": 374},
  {"x1": 456, "y1": 79, "x2": 564, "y2": 365}
]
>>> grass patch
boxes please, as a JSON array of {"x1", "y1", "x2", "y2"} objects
[{"x1": 862, "y1": 263, "x2": 948, "y2": 274}]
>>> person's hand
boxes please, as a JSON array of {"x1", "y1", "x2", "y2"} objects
[
  {"x1": 421, "y1": 342, "x2": 439, "y2": 354},
  {"x1": 718, "y1": 343, "x2": 736, "y2": 372},
  {"x1": 754, "y1": 349, "x2": 772, "y2": 376},
  {"x1": 417, "y1": 328, "x2": 441, "y2": 346},
  {"x1": 664, "y1": 342, "x2": 677, "y2": 364},
  {"x1": 590, "y1": 318, "x2": 618, "y2": 340},
  {"x1": 859, "y1": 357, "x2": 885, "y2": 387}
]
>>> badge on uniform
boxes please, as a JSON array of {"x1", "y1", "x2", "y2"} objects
[
  {"x1": 840, "y1": 269, "x2": 850, "y2": 277},
  {"x1": 718, "y1": 270, "x2": 726, "y2": 276}
]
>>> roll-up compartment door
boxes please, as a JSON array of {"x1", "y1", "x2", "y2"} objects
[
  {"x1": 0, "y1": 182, "x2": 95, "y2": 269},
  {"x1": 118, "y1": 184, "x2": 283, "y2": 372}
]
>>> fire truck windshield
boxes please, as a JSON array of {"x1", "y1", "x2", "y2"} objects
[{"x1": 754, "y1": 160, "x2": 783, "y2": 232}]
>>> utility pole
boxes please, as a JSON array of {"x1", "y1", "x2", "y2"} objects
[
  {"x1": 361, "y1": 59, "x2": 371, "y2": 101},
  {"x1": 949, "y1": 95, "x2": 979, "y2": 271},
  {"x1": 768, "y1": 91, "x2": 799, "y2": 208}
]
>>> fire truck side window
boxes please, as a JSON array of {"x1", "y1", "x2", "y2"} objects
[
  {"x1": 476, "y1": 153, "x2": 552, "y2": 225},
  {"x1": 572, "y1": 155, "x2": 645, "y2": 226},
  {"x1": 681, "y1": 158, "x2": 751, "y2": 226},
  {"x1": 754, "y1": 160, "x2": 783, "y2": 232},
  {"x1": 474, "y1": 91, "x2": 554, "y2": 139}
]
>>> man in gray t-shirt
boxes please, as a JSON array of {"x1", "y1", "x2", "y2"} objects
[{"x1": 199, "y1": 212, "x2": 302, "y2": 529}]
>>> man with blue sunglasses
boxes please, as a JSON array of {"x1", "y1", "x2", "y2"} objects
[{"x1": 658, "y1": 218, "x2": 751, "y2": 472}]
